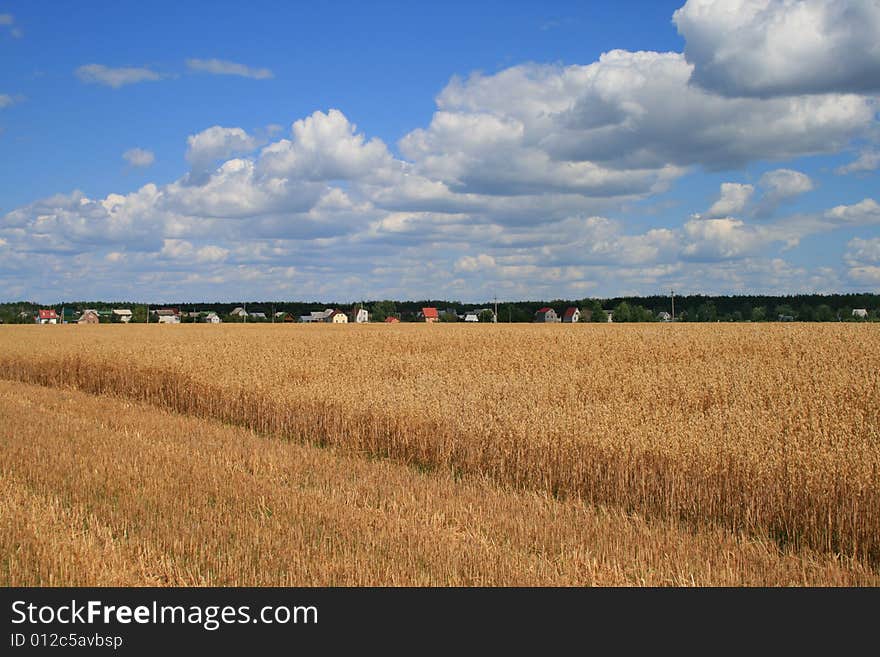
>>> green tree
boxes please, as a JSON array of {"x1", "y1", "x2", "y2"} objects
[
  {"x1": 612, "y1": 301, "x2": 632, "y2": 323},
  {"x1": 695, "y1": 302, "x2": 717, "y2": 322},
  {"x1": 814, "y1": 304, "x2": 834, "y2": 322},
  {"x1": 478, "y1": 309, "x2": 495, "y2": 323},
  {"x1": 583, "y1": 299, "x2": 606, "y2": 322},
  {"x1": 775, "y1": 304, "x2": 795, "y2": 320},
  {"x1": 751, "y1": 306, "x2": 767, "y2": 322},
  {"x1": 370, "y1": 300, "x2": 397, "y2": 322}
]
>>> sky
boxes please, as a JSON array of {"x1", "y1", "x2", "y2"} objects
[{"x1": 1, "y1": 0, "x2": 879, "y2": 303}]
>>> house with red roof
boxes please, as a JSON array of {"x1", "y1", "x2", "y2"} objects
[
  {"x1": 421, "y1": 307, "x2": 439, "y2": 323},
  {"x1": 534, "y1": 307, "x2": 559, "y2": 323},
  {"x1": 562, "y1": 307, "x2": 580, "y2": 323},
  {"x1": 35, "y1": 309, "x2": 58, "y2": 325},
  {"x1": 384, "y1": 316, "x2": 400, "y2": 323}
]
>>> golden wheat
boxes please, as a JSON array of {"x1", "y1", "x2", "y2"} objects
[
  {"x1": 0, "y1": 323, "x2": 878, "y2": 566},
  {"x1": 2, "y1": 380, "x2": 877, "y2": 586}
]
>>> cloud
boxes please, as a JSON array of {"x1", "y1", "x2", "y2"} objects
[
  {"x1": 6, "y1": 27, "x2": 880, "y2": 302},
  {"x1": 416, "y1": 50, "x2": 875, "y2": 188},
  {"x1": 682, "y1": 217, "x2": 762, "y2": 260},
  {"x1": 75, "y1": 64, "x2": 163, "y2": 88},
  {"x1": 845, "y1": 237, "x2": 880, "y2": 285},
  {"x1": 0, "y1": 93, "x2": 25, "y2": 109},
  {"x1": 186, "y1": 126, "x2": 263, "y2": 175},
  {"x1": 836, "y1": 150, "x2": 880, "y2": 175},
  {"x1": 259, "y1": 109, "x2": 399, "y2": 183},
  {"x1": 825, "y1": 198, "x2": 880, "y2": 225},
  {"x1": 0, "y1": 13, "x2": 21, "y2": 38},
  {"x1": 704, "y1": 183, "x2": 754, "y2": 218},
  {"x1": 454, "y1": 253, "x2": 496, "y2": 272},
  {"x1": 845, "y1": 237, "x2": 880, "y2": 265},
  {"x1": 123, "y1": 148, "x2": 156, "y2": 168},
  {"x1": 754, "y1": 168, "x2": 813, "y2": 216},
  {"x1": 674, "y1": 0, "x2": 880, "y2": 97},
  {"x1": 160, "y1": 239, "x2": 229, "y2": 263},
  {"x1": 186, "y1": 58, "x2": 274, "y2": 80}
]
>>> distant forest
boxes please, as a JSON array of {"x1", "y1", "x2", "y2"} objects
[{"x1": 2, "y1": 293, "x2": 878, "y2": 323}]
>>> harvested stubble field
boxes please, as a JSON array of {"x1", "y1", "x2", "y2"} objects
[{"x1": 1, "y1": 323, "x2": 878, "y2": 585}]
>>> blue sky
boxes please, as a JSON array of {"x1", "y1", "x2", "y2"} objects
[{"x1": 1, "y1": 0, "x2": 879, "y2": 303}]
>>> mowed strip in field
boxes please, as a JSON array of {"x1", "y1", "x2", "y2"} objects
[
  {"x1": 2, "y1": 380, "x2": 878, "y2": 586},
  {"x1": 1, "y1": 323, "x2": 878, "y2": 568}
]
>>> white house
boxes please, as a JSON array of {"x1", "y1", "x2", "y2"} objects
[
  {"x1": 155, "y1": 308, "x2": 180, "y2": 324},
  {"x1": 351, "y1": 308, "x2": 369, "y2": 323},
  {"x1": 853, "y1": 308, "x2": 868, "y2": 319},
  {"x1": 112, "y1": 309, "x2": 133, "y2": 323},
  {"x1": 657, "y1": 311, "x2": 672, "y2": 322},
  {"x1": 464, "y1": 312, "x2": 479, "y2": 322},
  {"x1": 204, "y1": 312, "x2": 221, "y2": 324},
  {"x1": 534, "y1": 307, "x2": 559, "y2": 323},
  {"x1": 562, "y1": 307, "x2": 580, "y2": 323},
  {"x1": 230, "y1": 307, "x2": 248, "y2": 318},
  {"x1": 36, "y1": 309, "x2": 59, "y2": 324},
  {"x1": 329, "y1": 310, "x2": 348, "y2": 323}
]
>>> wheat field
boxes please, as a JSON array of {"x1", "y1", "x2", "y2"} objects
[{"x1": 1, "y1": 323, "x2": 878, "y2": 585}]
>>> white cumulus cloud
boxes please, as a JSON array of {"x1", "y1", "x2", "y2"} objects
[
  {"x1": 704, "y1": 183, "x2": 755, "y2": 218},
  {"x1": 674, "y1": 0, "x2": 880, "y2": 97}
]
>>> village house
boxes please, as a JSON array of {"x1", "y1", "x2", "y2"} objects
[
  {"x1": 604, "y1": 310, "x2": 614, "y2": 323},
  {"x1": 350, "y1": 308, "x2": 369, "y2": 323},
  {"x1": 853, "y1": 308, "x2": 868, "y2": 319},
  {"x1": 384, "y1": 316, "x2": 400, "y2": 323},
  {"x1": 562, "y1": 307, "x2": 580, "y2": 323},
  {"x1": 203, "y1": 312, "x2": 221, "y2": 324},
  {"x1": 329, "y1": 309, "x2": 349, "y2": 323},
  {"x1": 534, "y1": 307, "x2": 559, "y2": 323},
  {"x1": 155, "y1": 308, "x2": 180, "y2": 324},
  {"x1": 300, "y1": 309, "x2": 333, "y2": 323},
  {"x1": 463, "y1": 312, "x2": 479, "y2": 322},
  {"x1": 421, "y1": 307, "x2": 439, "y2": 323},
  {"x1": 229, "y1": 307, "x2": 248, "y2": 318},
  {"x1": 78, "y1": 309, "x2": 100, "y2": 324},
  {"x1": 248, "y1": 311, "x2": 268, "y2": 321},
  {"x1": 112, "y1": 309, "x2": 133, "y2": 323},
  {"x1": 657, "y1": 311, "x2": 672, "y2": 322},
  {"x1": 35, "y1": 309, "x2": 58, "y2": 324}
]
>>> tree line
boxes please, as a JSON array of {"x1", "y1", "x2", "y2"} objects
[{"x1": 1, "y1": 293, "x2": 877, "y2": 324}]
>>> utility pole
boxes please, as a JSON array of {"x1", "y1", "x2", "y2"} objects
[
  {"x1": 671, "y1": 289, "x2": 675, "y2": 321},
  {"x1": 493, "y1": 295, "x2": 498, "y2": 323}
]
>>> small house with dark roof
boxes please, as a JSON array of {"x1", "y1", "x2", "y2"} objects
[
  {"x1": 155, "y1": 308, "x2": 180, "y2": 324},
  {"x1": 562, "y1": 307, "x2": 580, "y2": 323}
]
